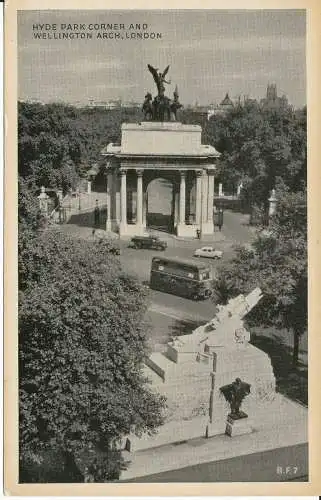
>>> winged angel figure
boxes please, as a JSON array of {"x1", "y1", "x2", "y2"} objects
[{"x1": 147, "y1": 64, "x2": 171, "y2": 97}]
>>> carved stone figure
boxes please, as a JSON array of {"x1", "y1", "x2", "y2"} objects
[
  {"x1": 220, "y1": 378, "x2": 251, "y2": 419},
  {"x1": 170, "y1": 86, "x2": 183, "y2": 121}
]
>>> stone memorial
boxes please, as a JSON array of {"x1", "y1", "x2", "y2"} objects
[
  {"x1": 101, "y1": 64, "x2": 220, "y2": 238},
  {"x1": 124, "y1": 288, "x2": 279, "y2": 452}
]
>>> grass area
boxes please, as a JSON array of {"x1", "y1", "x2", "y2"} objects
[{"x1": 251, "y1": 327, "x2": 308, "y2": 406}]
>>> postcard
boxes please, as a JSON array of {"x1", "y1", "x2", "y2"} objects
[{"x1": 4, "y1": 0, "x2": 321, "y2": 495}]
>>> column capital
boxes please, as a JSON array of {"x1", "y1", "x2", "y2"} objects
[
  {"x1": 136, "y1": 169, "x2": 144, "y2": 177},
  {"x1": 180, "y1": 170, "x2": 187, "y2": 178},
  {"x1": 195, "y1": 169, "x2": 203, "y2": 178},
  {"x1": 207, "y1": 167, "x2": 216, "y2": 175},
  {"x1": 120, "y1": 168, "x2": 127, "y2": 175}
]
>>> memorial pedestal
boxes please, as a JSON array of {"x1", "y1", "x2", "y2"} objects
[{"x1": 225, "y1": 414, "x2": 253, "y2": 437}]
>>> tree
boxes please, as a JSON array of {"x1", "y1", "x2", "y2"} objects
[
  {"x1": 203, "y1": 102, "x2": 307, "y2": 207},
  {"x1": 213, "y1": 188, "x2": 307, "y2": 367},
  {"x1": 19, "y1": 230, "x2": 166, "y2": 482}
]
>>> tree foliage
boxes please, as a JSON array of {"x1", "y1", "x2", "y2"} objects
[
  {"x1": 19, "y1": 229, "x2": 166, "y2": 481},
  {"x1": 204, "y1": 102, "x2": 307, "y2": 207},
  {"x1": 18, "y1": 102, "x2": 142, "y2": 191},
  {"x1": 214, "y1": 188, "x2": 307, "y2": 366}
]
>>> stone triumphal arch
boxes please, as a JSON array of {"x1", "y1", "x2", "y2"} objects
[{"x1": 101, "y1": 121, "x2": 220, "y2": 238}]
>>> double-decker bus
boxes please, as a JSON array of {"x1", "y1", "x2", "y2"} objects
[{"x1": 150, "y1": 256, "x2": 213, "y2": 300}]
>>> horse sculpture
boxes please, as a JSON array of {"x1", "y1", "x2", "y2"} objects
[
  {"x1": 142, "y1": 93, "x2": 153, "y2": 121},
  {"x1": 153, "y1": 95, "x2": 171, "y2": 121}
]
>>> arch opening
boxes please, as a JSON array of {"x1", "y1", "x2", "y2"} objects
[{"x1": 146, "y1": 178, "x2": 175, "y2": 233}]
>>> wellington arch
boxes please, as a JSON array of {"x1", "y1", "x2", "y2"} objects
[{"x1": 101, "y1": 121, "x2": 220, "y2": 238}]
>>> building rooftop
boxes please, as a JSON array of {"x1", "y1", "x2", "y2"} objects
[{"x1": 220, "y1": 93, "x2": 234, "y2": 107}]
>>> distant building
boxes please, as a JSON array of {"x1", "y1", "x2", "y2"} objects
[
  {"x1": 207, "y1": 92, "x2": 235, "y2": 120},
  {"x1": 121, "y1": 101, "x2": 141, "y2": 109},
  {"x1": 87, "y1": 99, "x2": 142, "y2": 109},
  {"x1": 191, "y1": 105, "x2": 209, "y2": 114},
  {"x1": 20, "y1": 98, "x2": 45, "y2": 105},
  {"x1": 73, "y1": 101, "x2": 86, "y2": 108},
  {"x1": 260, "y1": 84, "x2": 288, "y2": 110},
  {"x1": 219, "y1": 93, "x2": 234, "y2": 112},
  {"x1": 87, "y1": 99, "x2": 121, "y2": 109}
]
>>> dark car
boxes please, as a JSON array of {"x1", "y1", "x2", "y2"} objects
[
  {"x1": 129, "y1": 235, "x2": 167, "y2": 251},
  {"x1": 108, "y1": 246, "x2": 121, "y2": 255}
]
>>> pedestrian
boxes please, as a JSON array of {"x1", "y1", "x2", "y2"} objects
[
  {"x1": 94, "y1": 200, "x2": 100, "y2": 230},
  {"x1": 196, "y1": 229, "x2": 201, "y2": 240},
  {"x1": 218, "y1": 209, "x2": 224, "y2": 231}
]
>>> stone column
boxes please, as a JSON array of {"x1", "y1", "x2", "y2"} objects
[
  {"x1": 268, "y1": 189, "x2": 277, "y2": 217},
  {"x1": 200, "y1": 170, "x2": 214, "y2": 236},
  {"x1": 38, "y1": 186, "x2": 49, "y2": 215},
  {"x1": 113, "y1": 169, "x2": 120, "y2": 225},
  {"x1": 87, "y1": 180, "x2": 92, "y2": 194},
  {"x1": 120, "y1": 169, "x2": 127, "y2": 233},
  {"x1": 106, "y1": 170, "x2": 113, "y2": 231},
  {"x1": 143, "y1": 191, "x2": 147, "y2": 227},
  {"x1": 136, "y1": 169, "x2": 143, "y2": 232},
  {"x1": 179, "y1": 170, "x2": 186, "y2": 224},
  {"x1": 207, "y1": 168, "x2": 215, "y2": 224},
  {"x1": 218, "y1": 183, "x2": 223, "y2": 197},
  {"x1": 195, "y1": 170, "x2": 202, "y2": 226},
  {"x1": 57, "y1": 189, "x2": 63, "y2": 204},
  {"x1": 201, "y1": 172, "x2": 208, "y2": 224},
  {"x1": 174, "y1": 191, "x2": 179, "y2": 226}
]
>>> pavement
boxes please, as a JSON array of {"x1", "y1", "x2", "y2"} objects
[{"x1": 120, "y1": 394, "x2": 308, "y2": 481}]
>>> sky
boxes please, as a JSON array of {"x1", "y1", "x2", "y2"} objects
[{"x1": 18, "y1": 9, "x2": 306, "y2": 107}]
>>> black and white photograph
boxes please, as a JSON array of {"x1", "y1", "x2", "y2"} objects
[{"x1": 6, "y1": 1, "x2": 321, "y2": 493}]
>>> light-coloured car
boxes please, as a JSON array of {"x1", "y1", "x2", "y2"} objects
[{"x1": 194, "y1": 246, "x2": 223, "y2": 259}]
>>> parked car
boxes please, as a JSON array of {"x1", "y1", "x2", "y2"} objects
[
  {"x1": 129, "y1": 235, "x2": 167, "y2": 251},
  {"x1": 193, "y1": 246, "x2": 223, "y2": 259},
  {"x1": 108, "y1": 246, "x2": 121, "y2": 255}
]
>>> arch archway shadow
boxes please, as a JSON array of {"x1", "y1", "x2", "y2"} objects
[{"x1": 145, "y1": 175, "x2": 177, "y2": 234}]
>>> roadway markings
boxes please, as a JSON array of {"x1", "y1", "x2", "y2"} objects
[{"x1": 148, "y1": 303, "x2": 210, "y2": 324}]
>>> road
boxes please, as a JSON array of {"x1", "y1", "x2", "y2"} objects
[
  {"x1": 63, "y1": 210, "x2": 255, "y2": 350},
  {"x1": 118, "y1": 240, "x2": 223, "y2": 350},
  {"x1": 116, "y1": 212, "x2": 255, "y2": 349},
  {"x1": 126, "y1": 443, "x2": 308, "y2": 482}
]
